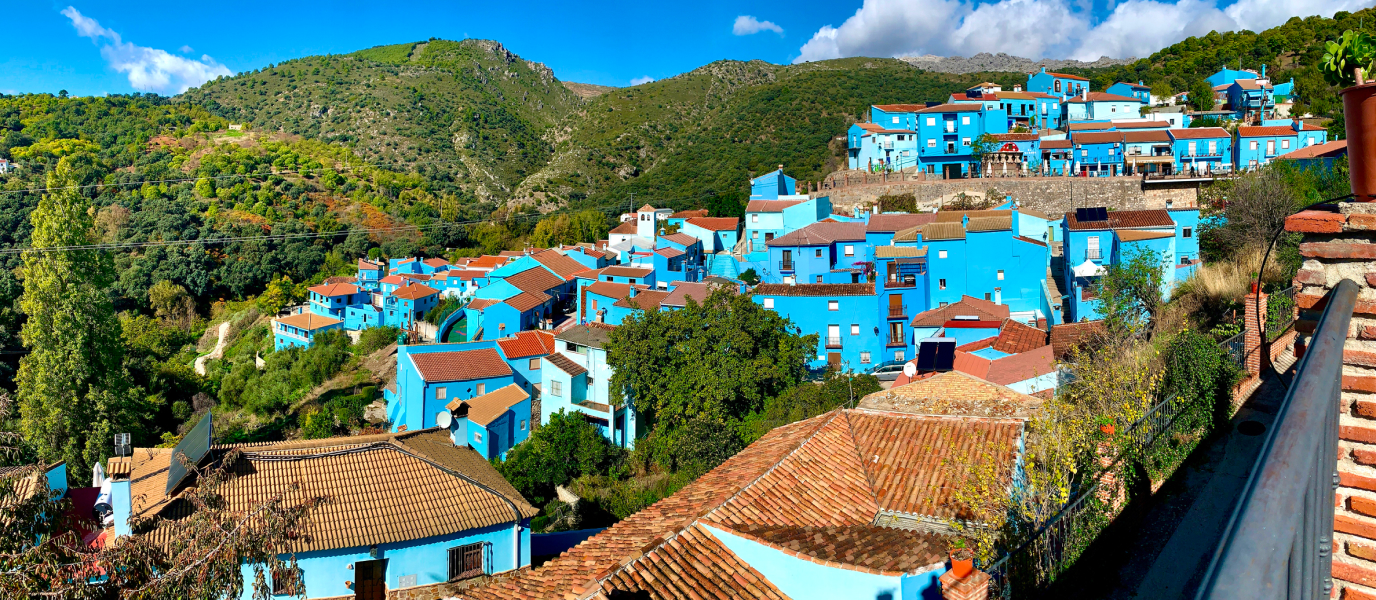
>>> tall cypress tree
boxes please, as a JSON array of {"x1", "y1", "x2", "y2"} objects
[{"x1": 18, "y1": 157, "x2": 132, "y2": 477}]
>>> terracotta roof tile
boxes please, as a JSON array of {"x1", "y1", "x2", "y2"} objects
[
  {"x1": 993, "y1": 132, "x2": 1039, "y2": 141},
  {"x1": 409, "y1": 348, "x2": 512, "y2": 382},
  {"x1": 659, "y1": 281, "x2": 733, "y2": 308},
  {"x1": 935, "y1": 209, "x2": 1009, "y2": 223},
  {"x1": 1065, "y1": 209, "x2": 1173, "y2": 230},
  {"x1": 983, "y1": 345, "x2": 1056, "y2": 385},
  {"x1": 911, "y1": 296, "x2": 1010, "y2": 327},
  {"x1": 423, "y1": 257, "x2": 450, "y2": 267},
  {"x1": 871, "y1": 103, "x2": 929, "y2": 112},
  {"x1": 448, "y1": 383, "x2": 529, "y2": 425},
  {"x1": 874, "y1": 246, "x2": 927, "y2": 258},
  {"x1": 746, "y1": 200, "x2": 806, "y2": 213},
  {"x1": 669, "y1": 209, "x2": 709, "y2": 219},
  {"x1": 390, "y1": 282, "x2": 440, "y2": 300},
  {"x1": 1068, "y1": 92, "x2": 1140, "y2": 103},
  {"x1": 1122, "y1": 130, "x2": 1171, "y2": 143},
  {"x1": 555, "y1": 323, "x2": 614, "y2": 349},
  {"x1": 654, "y1": 247, "x2": 684, "y2": 258},
  {"x1": 766, "y1": 221, "x2": 866, "y2": 246},
  {"x1": 531, "y1": 250, "x2": 588, "y2": 280},
  {"x1": 917, "y1": 103, "x2": 984, "y2": 113},
  {"x1": 613, "y1": 290, "x2": 670, "y2": 311},
  {"x1": 273, "y1": 312, "x2": 341, "y2": 331},
  {"x1": 1042, "y1": 70, "x2": 1088, "y2": 81},
  {"x1": 685, "y1": 217, "x2": 741, "y2": 231},
  {"x1": 584, "y1": 280, "x2": 633, "y2": 301},
  {"x1": 753, "y1": 283, "x2": 875, "y2": 297},
  {"x1": 660, "y1": 232, "x2": 701, "y2": 247},
  {"x1": 1276, "y1": 139, "x2": 1347, "y2": 159},
  {"x1": 467, "y1": 255, "x2": 511, "y2": 270},
  {"x1": 504, "y1": 291, "x2": 551, "y2": 313},
  {"x1": 1073, "y1": 131, "x2": 1126, "y2": 145},
  {"x1": 859, "y1": 371, "x2": 1042, "y2": 418},
  {"x1": 1050, "y1": 320, "x2": 1105, "y2": 359},
  {"x1": 993, "y1": 319, "x2": 1049, "y2": 354},
  {"x1": 1168, "y1": 127, "x2": 1230, "y2": 140},
  {"x1": 966, "y1": 216, "x2": 1012, "y2": 232},
  {"x1": 1116, "y1": 229, "x2": 1175, "y2": 241},
  {"x1": 544, "y1": 353, "x2": 587, "y2": 377},
  {"x1": 866, "y1": 213, "x2": 937, "y2": 233},
  {"x1": 609, "y1": 221, "x2": 638, "y2": 235},
  {"x1": 502, "y1": 267, "x2": 565, "y2": 295},
  {"x1": 495, "y1": 330, "x2": 556, "y2": 359},
  {"x1": 1040, "y1": 139, "x2": 1073, "y2": 149},
  {"x1": 357, "y1": 258, "x2": 383, "y2": 271},
  {"x1": 1238, "y1": 124, "x2": 1324, "y2": 137},
  {"x1": 322, "y1": 276, "x2": 357, "y2": 285},
  {"x1": 922, "y1": 222, "x2": 966, "y2": 241},
  {"x1": 1014, "y1": 235, "x2": 1048, "y2": 247},
  {"x1": 601, "y1": 265, "x2": 653, "y2": 278}
]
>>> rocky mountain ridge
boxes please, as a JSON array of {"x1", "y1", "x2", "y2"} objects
[{"x1": 900, "y1": 52, "x2": 1135, "y2": 74}]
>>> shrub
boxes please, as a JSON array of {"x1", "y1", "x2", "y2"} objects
[
  {"x1": 355, "y1": 326, "x2": 401, "y2": 354},
  {"x1": 496, "y1": 410, "x2": 625, "y2": 507}
]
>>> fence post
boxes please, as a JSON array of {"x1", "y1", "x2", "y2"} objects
[{"x1": 1244, "y1": 289, "x2": 1269, "y2": 378}]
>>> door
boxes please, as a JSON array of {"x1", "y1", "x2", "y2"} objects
[
  {"x1": 827, "y1": 325, "x2": 841, "y2": 349},
  {"x1": 355, "y1": 559, "x2": 387, "y2": 600},
  {"x1": 827, "y1": 353, "x2": 842, "y2": 368},
  {"x1": 889, "y1": 294, "x2": 903, "y2": 318}
]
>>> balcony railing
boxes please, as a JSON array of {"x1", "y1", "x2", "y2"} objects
[
  {"x1": 886, "y1": 276, "x2": 917, "y2": 288},
  {"x1": 888, "y1": 304, "x2": 907, "y2": 319},
  {"x1": 1196, "y1": 278, "x2": 1356, "y2": 599},
  {"x1": 824, "y1": 337, "x2": 842, "y2": 349},
  {"x1": 1085, "y1": 249, "x2": 1102, "y2": 260},
  {"x1": 780, "y1": 261, "x2": 795, "y2": 272},
  {"x1": 886, "y1": 335, "x2": 906, "y2": 347}
]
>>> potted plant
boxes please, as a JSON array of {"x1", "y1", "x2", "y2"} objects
[
  {"x1": 949, "y1": 538, "x2": 974, "y2": 579},
  {"x1": 1322, "y1": 29, "x2": 1376, "y2": 200},
  {"x1": 1097, "y1": 415, "x2": 1116, "y2": 437}
]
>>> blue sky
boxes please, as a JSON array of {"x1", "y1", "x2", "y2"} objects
[{"x1": 1, "y1": 0, "x2": 1365, "y2": 97}]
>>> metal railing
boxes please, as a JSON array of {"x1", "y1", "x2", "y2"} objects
[
  {"x1": 780, "y1": 261, "x2": 794, "y2": 272},
  {"x1": 886, "y1": 276, "x2": 917, "y2": 288},
  {"x1": 886, "y1": 335, "x2": 906, "y2": 347},
  {"x1": 825, "y1": 337, "x2": 842, "y2": 349},
  {"x1": 1267, "y1": 286, "x2": 1297, "y2": 342},
  {"x1": 888, "y1": 304, "x2": 907, "y2": 319},
  {"x1": 1221, "y1": 331, "x2": 1247, "y2": 371},
  {"x1": 1085, "y1": 249, "x2": 1102, "y2": 260},
  {"x1": 1196, "y1": 278, "x2": 1356, "y2": 599}
]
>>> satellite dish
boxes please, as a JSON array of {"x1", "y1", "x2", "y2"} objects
[
  {"x1": 902, "y1": 362, "x2": 917, "y2": 378},
  {"x1": 436, "y1": 411, "x2": 453, "y2": 429}
]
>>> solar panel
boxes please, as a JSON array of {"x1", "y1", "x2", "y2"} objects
[
  {"x1": 165, "y1": 412, "x2": 214, "y2": 496},
  {"x1": 915, "y1": 340, "x2": 939, "y2": 371},
  {"x1": 1075, "y1": 208, "x2": 1091, "y2": 222},
  {"x1": 1077, "y1": 207, "x2": 1109, "y2": 222},
  {"x1": 1092, "y1": 207, "x2": 1108, "y2": 221},
  {"x1": 934, "y1": 339, "x2": 956, "y2": 371}
]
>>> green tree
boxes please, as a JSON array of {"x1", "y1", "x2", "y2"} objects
[
  {"x1": 148, "y1": 280, "x2": 196, "y2": 330},
  {"x1": 496, "y1": 410, "x2": 624, "y2": 507},
  {"x1": 969, "y1": 133, "x2": 1001, "y2": 177},
  {"x1": 17, "y1": 157, "x2": 135, "y2": 476},
  {"x1": 1095, "y1": 246, "x2": 1166, "y2": 339},
  {"x1": 1188, "y1": 79, "x2": 1216, "y2": 112},
  {"x1": 256, "y1": 275, "x2": 296, "y2": 315},
  {"x1": 607, "y1": 289, "x2": 815, "y2": 429}
]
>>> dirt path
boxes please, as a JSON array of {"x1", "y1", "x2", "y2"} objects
[{"x1": 194, "y1": 322, "x2": 232, "y2": 376}]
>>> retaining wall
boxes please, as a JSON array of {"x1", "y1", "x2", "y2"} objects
[{"x1": 815, "y1": 176, "x2": 1199, "y2": 216}]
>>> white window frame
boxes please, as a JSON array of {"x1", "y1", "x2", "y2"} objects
[
  {"x1": 927, "y1": 138, "x2": 936, "y2": 148},
  {"x1": 961, "y1": 116, "x2": 970, "y2": 125},
  {"x1": 938, "y1": 250, "x2": 948, "y2": 259},
  {"x1": 436, "y1": 387, "x2": 447, "y2": 400},
  {"x1": 860, "y1": 352, "x2": 872, "y2": 364},
  {"x1": 997, "y1": 270, "x2": 1005, "y2": 280},
  {"x1": 844, "y1": 245, "x2": 854, "y2": 256},
  {"x1": 851, "y1": 324, "x2": 860, "y2": 336},
  {"x1": 763, "y1": 298, "x2": 774, "y2": 309},
  {"x1": 926, "y1": 117, "x2": 936, "y2": 126},
  {"x1": 892, "y1": 116, "x2": 900, "y2": 124},
  {"x1": 828, "y1": 301, "x2": 839, "y2": 311},
  {"x1": 1281, "y1": 139, "x2": 1290, "y2": 149},
  {"x1": 1249, "y1": 140, "x2": 1258, "y2": 150},
  {"x1": 551, "y1": 380, "x2": 562, "y2": 397}
]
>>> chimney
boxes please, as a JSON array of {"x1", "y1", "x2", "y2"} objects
[
  {"x1": 629, "y1": 287, "x2": 638, "y2": 298},
  {"x1": 1293, "y1": 119, "x2": 1302, "y2": 133},
  {"x1": 1082, "y1": 88, "x2": 1088, "y2": 102}
]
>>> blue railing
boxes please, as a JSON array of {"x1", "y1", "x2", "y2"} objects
[{"x1": 1196, "y1": 278, "x2": 1357, "y2": 599}]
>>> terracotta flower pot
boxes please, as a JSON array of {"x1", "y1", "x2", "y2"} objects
[
  {"x1": 949, "y1": 549, "x2": 974, "y2": 579},
  {"x1": 1100, "y1": 424, "x2": 1115, "y2": 436},
  {"x1": 1342, "y1": 81, "x2": 1376, "y2": 201}
]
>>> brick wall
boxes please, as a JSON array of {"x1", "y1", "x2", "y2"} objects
[
  {"x1": 1285, "y1": 204, "x2": 1376, "y2": 599},
  {"x1": 815, "y1": 176, "x2": 1199, "y2": 216}
]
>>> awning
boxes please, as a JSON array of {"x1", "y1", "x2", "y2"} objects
[
  {"x1": 1073, "y1": 259, "x2": 1106, "y2": 277},
  {"x1": 1127, "y1": 155, "x2": 1176, "y2": 164}
]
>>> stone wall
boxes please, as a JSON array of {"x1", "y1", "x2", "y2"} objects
[
  {"x1": 814, "y1": 176, "x2": 1199, "y2": 216},
  {"x1": 1284, "y1": 204, "x2": 1376, "y2": 600}
]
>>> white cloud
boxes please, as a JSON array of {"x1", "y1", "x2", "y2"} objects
[
  {"x1": 795, "y1": 0, "x2": 1368, "y2": 63},
  {"x1": 631, "y1": 75, "x2": 655, "y2": 85},
  {"x1": 733, "y1": 15, "x2": 784, "y2": 36},
  {"x1": 61, "y1": 7, "x2": 231, "y2": 94},
  {"x1": 179, "y1": 45, "x2": 194, "y2": 54}
]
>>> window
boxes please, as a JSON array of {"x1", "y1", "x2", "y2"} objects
[
  {"x1": 985, "y1": 293, "x2": 992, "y2": 301},
  {"x1": 529, "y1": 358, "x2": 541, "y2": 370},
  {"x1": 938, "y1": 250, "x2": 948, "y2": 259},
  {"x1": 1081, "y1": 149, "x2": 1088, "y2": 157},
  {"x1": 449, "y1": 543, "x2": 485, "y2": 581},
  {"x1": 751, "y1": 214, "x2": 759, "y2": 223},
  {"x1": 436, "y1": 387, "x2": 448, "y2": 400},
  {"x1": 474, "y1": 431, "x2": 483, "y2": 443},
  {"x1": 783, "y1": 276, "x2": 795, "y2": 284},
  {"x1": 1250, "y1": 140, "x2": 1258, "y2": 150},
  {"x1": 939, "y1": 279, "x2": 947, "y2": 290},
  {"x1": 926, "y1": 117, "x2": 935, "y2": 126},
  {"x1": 894, "y1": 351, "x2": 905, "y2": 361},
  {"x1": 962, "y1": 137, "x2": 971, "y2": 147},
  {"x1": 828, "y1": 301, "x2": 839, "y2": 311},
  {"x1": 860, "y1": 352, "x2": 872, "y2": 364},
  {"x1": 520, "y1": 420, "x2": 527, "y2": 431},
  {"x1": 961, "y1": 116, "x2": 970, "y2": 125},
  {"x1": 629, "y1": 279, "x2": 637, "y2": 285},
  {"x1": 939, "y1": 302, "x2": 949, "y2": 308},
  {"x1": 1207, "y1": 141, "x2": 1217, "y2": 155},
  {"x1": 927, "y1": 138, "x2": 936, "y2": 148},
  {"x1": 815, "y1": 249, "x2": 823, "y2": 258},
  {"x1": 815, "y1": 275, "x2": 823, "y2": 283},
  {"x1": 848, "y1": 324, "x2": 860, "y2": 336},
  {"x1": 476, "y1": 383, "x2": 486, "y2": 395},
  {"x1": 763, "y1": 298, "x2": 774, "y2": 309},
  {"x1": 271, "y1": 568, "x2": 302, "y2": 596},
  {"x1": 1281, "y1": 139, "x2": 1290, "y2": 149},
  {"x1": 844, "y1": 245, "x2": 855, "y2": 256},
  {"x1": 604, "y1": 276, "x2": 613, "y2": 282},
  {"x1": 1055, "y1": 80, "x2": 1062, "y2": 93},
  {"x1": 1053, "y1": 102, "x2": 1059, "y2": 110},
  {"x1": 997, "y1": 270, "x2": 1005, "y2": 280},
  {"x1": 892, "y1": 116, "x2": 900, "y2": 124},
  {"x1": 1183, "y1": 227, "x2": 1193, "y2": 238}
]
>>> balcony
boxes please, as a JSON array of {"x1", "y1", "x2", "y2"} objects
[
  {"x1": 1085, "y1": 249, "x2": 1102, "y2": 260},
  {"x1": 886, "y1": 276, "x2": 916, "y2": 288},
  {"x1": 887, "y1": 304, "x2": 907, "y2": 319},
  {"x1": 780, "y1": 261, "x2": 795, "y2": 272},
  {"x1": 886, "y1": 334, "x2": 906, "y2": 347},
  {"x1": 824, "y1": 337, "x2": 842, "y2": 349}
]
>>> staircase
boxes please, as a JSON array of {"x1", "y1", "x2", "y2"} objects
[{"x1": 705, "y1": 252, "x2": 740, "y2": 279}]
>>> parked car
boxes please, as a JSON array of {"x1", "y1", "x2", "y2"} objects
[{"x1": 871, "y1": 360, "x2": 909, "y2": 381}]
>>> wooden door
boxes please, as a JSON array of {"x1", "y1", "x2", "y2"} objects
[{"x1": 355, "y1": 559, "x2": 387, "y2": 600}]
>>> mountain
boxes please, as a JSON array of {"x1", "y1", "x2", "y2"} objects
[
  {"x1": 899, "y1": 53, "x2": 1134, "y2": 74},
  {"x1": 180, "y1": 39, "x2": 584, "y2": 202}
]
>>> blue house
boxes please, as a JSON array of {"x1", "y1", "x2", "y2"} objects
[
  {"x1": 753, "y1": 283, "x2": 882, "y2": 372},
  {"x1": 580, "y1": 280, "x2": 639, "y2": 325},
  {"x1": 541, "y1": 323, "x2": 640, "y2": 448},
  {"x1": 1207, "y1": 66, "x2": 1262, "y2": 87},
  {"x1": 1276, "y1": 139, "x2": 1349, "y2": 171},
  {"x1": 1168, "y1": 127, "x2": 1233, "y2": 175},
  {"x1": 494, "y1": 329, "x2": 557, "y2": 391},
  {"x1": 1060, "y1": 208, "x2": 1179, "y2": 322},
  {"x1": 743, "y1": 197, "x2": 830, "y2": 253},
  {"x1": 1169, "y1": 207, "x2": 1202, "y2": 280},
  {"x1": 307, "y1": 282, "x2": 370, "y2": 322},
  {"x1": 913, "y1": 103, "x2": 1009, "y2": 179},
  {"x1": 1070, "y1": 131, "x2": 1125, "y2": 177},
  {"x1": 390, "y1": 345, "x2": 516, "y2": 431},
  {"x1": 356, "y1": 258, "x2": 384, "y2": 291},
  {"x1": 764, "y1": 222, "x2": 868, "y2": 285},
  {"x1": 750, "y1": 168, "x2": 798, "y2": 199},
  {"x1": 1026, "y1": 67, "x2": 1089, "y2": 97},
  {"x1": 874, "y1": 245, "x2": 931, "y2": 364},
  {"x1": 1106, "y1": 81, "x2": 1152, "y2": 104},
  {"x1": 1064, "y1": 92, "x2": 1144, "y2": 123},
  {"x1": 1227, "y1": 79, "x2": 1275, "y2": 122},
  {"x1": 1235, "y1": 122, "x2": 1329, "y2": 171},
  {"x1": 847, "y1": 122, "x2": 921, "y2": 171},
  {"x1": 383, "y1": 282, "x2": 441, "y2": 330},
  {"x1": 272, "y1": 312, "x2": 344, "y2": 350},
  {"x1": 1121, "y1": 130, "x2": 1175, "y2": 176},
  {"x1": 447, "y1": 383, "x2": 532, "y2": 460},
  {"x1": 1040, "y1": 139, "x2": 1073, "y2": 175},
  {"x1": 107, "y1": 422, "x2": 537, "y2": 600},
  {"x1": 868, "y1": 103, "x2": 925, "y2": 131}
]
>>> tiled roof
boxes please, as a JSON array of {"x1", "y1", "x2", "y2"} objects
[
  {"x1": 1073, "y1": 131, "x2": 1125, "y2": 145},
  {"x1": 504, "y1": 291, "x2": 551, "y2": 313},
  {"x1": 660, "y1": 232, "x2": 701, "y2": 247},
  {"x1": 556, "y1": 323, "x2": 614, "y2": 349},
  {"x1": 872, "y1": 103, "x2": 929, "y2": 112},
  {"x1": 322, "y1": 276, "x2": 357, "y2": 285},
  {"x1": 922, "y1": 222, "x2": 966, "y2": 241},
  {"x1": 422, "y1": 257, "x2": 450, "y2": 267},
  {"x1": 1113, "y1": 81, "x2": 1150, "y2": 90},
  {"x1": 1042, "y1": 70, "x2": 1089, "y2": 81},
  {"x1": 952, "y1": 350, "x2": 993, "y2": 379},
  {"x1": 659, "y1": 281, "x2": 733, "y2": 308},
  {"x1": 766, "y1": 221, "x2": 866, "y2": 247},
  {"x1": 462, "y1": 408, "x2": 1020, "y2": 600},
  {"x1": 1233, "y1": 79, "x2": 1272, "y2": 90},
  {"x1": 584, "y1": 280, "x2": 633, "y2": 300},
  {"x1": 273, "y1": 312, "x2": 342, "y2": 331},
  {"x1": 1116, "y1": 229, "x2": 1175, "y2": 241},
  {"x1": 379, "y1": 275, "x2": 404, "y2": 285},
  {"x1": 613, "y1": 289, "x2": 670, "y2": 311},
  {"x1": 685, "y1": 217, "x2": 741, "y2": 231},
  {"x1": 1122, "y1": 130, "x2": 1171, "y2": 143},
  {"x1": 466, "y1": 255, "x2": 511, "y2": 270},
  {"x1": 874, "y1": 246, "x2": 927, "y2": 258},
  {"x1": 934, "y1": 209, "x2": 1010, "y2": 223},
  {"x1": 745, "y1": 200, "x2": 804, "y2": 213},
  {"x1": 916, "y1": 103, "x2": 984, "y2": 113},
  {"x1": 1067, "y1": 92, "x2": 1140, "y2": 103},
  {"x1": 892, "y1": 225, "x2": 924, "y2": 242},
  {"x1": 669, "y1": 209, "x2": 710, "y2": 219},
  {"x1": 601, "y1": 265, "x2": 654, "y2": 278},
  {"x1": 911, "y1": 296, "x2": 1010, "y2": 327},
  {"x1": 994, "y1": 319, "x2": 1048, "y2": 354},
  {"x1": 753, "y1": 283, "x2": 875, "y2": 297},
  {"x1": 609, "y1": 221, "x2": 638, "y2": 235},
  {"x1": 1068, "y1": 122, "x2": 1114, "y2": 131},
  {"x1": 866, "y1": 213, "x2": 936, "y2": 232},
  {"x1": 1112, "y1": 121, "x2": 1168, "y2": 129},
  {"x1": 993, "y1": 132, "x2": 1039, "y2": 141},
  {"x1": 1276, "y1": 139, "x2": 1347, "y2": 159},
  {"x1": 637, "y1": 203, "x2": 656, "y2": 212},
  {"x1": 544, "y1": 352, "x2": 587, "y2": 377},
  {"x1": 409, "y1": 348, "x2": 512, "y2": 382},
  {"x1": 860, "y1": 370, "x2": 1042, "y2": 417},
  {"x1": 307, "y1": 282, "x2": 359, "y2": 296},
  {"x1": 654, "y1": 247, "x2": 684, "y2": 259},
  {"x1": 966, "y1": 216, "x2": 1012, "y2": 232},
  {"x1": 1040, "y1": 139, "x2": 1073, "y2": 149},
  {"x1": 503, "y1": 266, "x2": 565, "y2": 295},
  {"x1": 1014, "y1": 235, "x2": 1048, "y2": 247},
  {"x1": 495, "y1": 330, "x2": 556, "y2": 359},
  {"x1": 1168, "y1": 127, "x2": 1230, "y2": 139},
  {"x1": 531, "y1": 249, "x2": 588, "y2": 280},
  {"x1": 574, "y1": 267, "x2": 605, "y2": 281},
  {"x1": 466, "y1": 298, "x2": 499, "y2": 311},
  {"x1": 1018, "y1": 207, "x2": 1053, "y2": 220},
  {"x1": 983, "y1": 345, "x2": 1055, "y2": 385},
  {"x1": 1065, "y1": 208, "x2": 1173, "y2": 230},
  {"x1": 448, "y1": 383, "x2": 529, "y2": 426},
  {"x1": 1238, "y1": 124, "x2": 1324, "y2": 137},
  {"x1": 442, "y1": 269, "x2": 487, "y2": 281},
  {"x1": 391, "y1": 282, "x2": 439, "y2": 300},
  {"x1": 1050, "y1": 320, "x2": 1105, "y2": 359},
  {"x1": 357, "y1": 258, "x2": 383, "y2": 271},
  {"x1": 125, "y1": 429, "x2": 536, "y2": 554}
]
